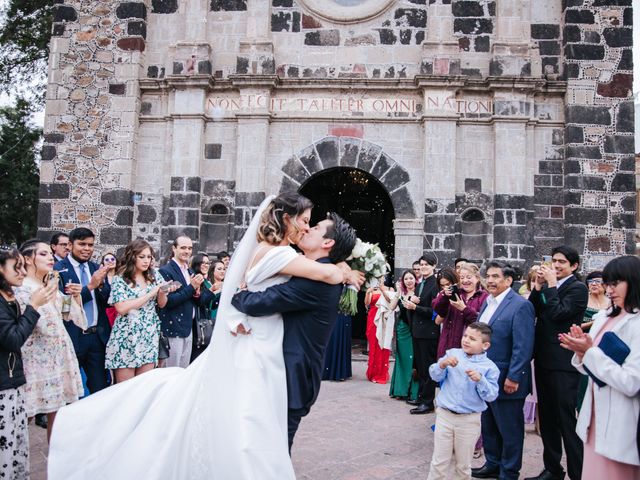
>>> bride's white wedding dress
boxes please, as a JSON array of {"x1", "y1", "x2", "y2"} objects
[{"x1": 48, "y1": 196, "x2": 298, "y2": 480}]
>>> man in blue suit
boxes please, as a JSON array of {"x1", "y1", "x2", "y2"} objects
[
  {"x1": 159, "y1": 235, "x2": 215, "y2": 367},
  {"x1": 472, "y1": 261, "x2": 535, "y2": 480},
  {"x1": 54, "y1": 227, "x2": 113, "y2": 393},
  {"x1": 232, "y1": 213, "x2": 359, "y2": 450}
]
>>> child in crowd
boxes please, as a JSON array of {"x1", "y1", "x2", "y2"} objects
[{"x1": 427, "y1": 322, "x2": 500, "y2": 480}]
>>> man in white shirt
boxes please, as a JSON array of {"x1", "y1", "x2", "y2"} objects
[
  {"x1": 159, "y1": 235, "x2": 214, "y2": 368},
  {"x1": 472, "y1": 261, "x2": 535, "y2": 480},
  {"x1": 54, "y1": 227, "x2": 113, "y2": 393}
]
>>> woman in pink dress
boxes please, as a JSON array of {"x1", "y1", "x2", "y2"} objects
[{"x1": 560, "y1": 255, "x2": 640, "y2": 480}]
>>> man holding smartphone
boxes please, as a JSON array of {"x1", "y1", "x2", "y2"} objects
[
  {"x1": 405, "y1": 252, "x2": 440, "y2": 414},
  {"x1": 525, "y1": 246, "x2": 588, "y2": 480},
  {"x1": 54, "y1": 227, "x2": 114, "y2": 394}
]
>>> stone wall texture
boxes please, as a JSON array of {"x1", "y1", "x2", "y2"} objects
[{"x1": 39, "y1": 0, "x2": 635, "y2": 270}]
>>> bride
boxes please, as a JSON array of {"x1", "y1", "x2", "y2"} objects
[{"x1": 48, "y1": 193, "x2": 355, "y2": 479}]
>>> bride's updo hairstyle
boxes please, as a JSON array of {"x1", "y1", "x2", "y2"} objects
[{"x1": 257, "y1": 192, "x2": 313, "y2": 244}]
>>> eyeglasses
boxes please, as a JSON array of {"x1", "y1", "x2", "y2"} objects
[
  {"x1": 587, "y1": 279, "x2": 603, "y2": 285},
  {"x1": 201, "y1": 262, "x2": 211, "y2": 266}
]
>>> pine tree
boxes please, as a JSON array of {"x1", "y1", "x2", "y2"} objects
[
  {"x1": 0, "y1": 98, "x2": 41, "y2": 245},
  {"x1": 0, "y1": 0, "x2": 53, "y2": 106}
]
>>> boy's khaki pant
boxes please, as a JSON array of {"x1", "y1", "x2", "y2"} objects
[{"x1": 427, "y1": 407, "x2": 481, "y2": 480}]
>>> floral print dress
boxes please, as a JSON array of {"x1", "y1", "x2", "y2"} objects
[
  {"x1": 105, "y1": 271, "x2": 163, "y2": 369},
  {"x1": 14, "y1": 277, "x2": 87, "y2": 417}
]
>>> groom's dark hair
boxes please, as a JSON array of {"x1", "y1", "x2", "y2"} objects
[{"x1": 323, "y1": 212, "x2": 357, "y2": 264}]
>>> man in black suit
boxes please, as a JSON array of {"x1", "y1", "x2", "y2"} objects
[
  {"x1": 232, "y1": 213, "x2": 359, "y2": 450},
  {"x1": 525, "y1": 246, "x2": 588, "y2": 480},
  {"x1": 405, "y1": 252, "x2": 439, "y2": 414},
  {"x1": 54, "y1": 227, "x2": 113, "y2": 393}
]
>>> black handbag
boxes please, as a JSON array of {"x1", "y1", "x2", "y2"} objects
[
  {"x1": 158, "y1": 333, "x2": 170, "y2": 360},
  {"x1": 195, "y1": 307, "x2": 215, "y2": 348}
]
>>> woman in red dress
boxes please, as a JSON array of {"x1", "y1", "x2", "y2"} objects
[{"x1": 365, "y1": 281, "x2": 393, "y2": 383}]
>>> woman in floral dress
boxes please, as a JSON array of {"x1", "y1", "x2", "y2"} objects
[
  {"x1": 15, "y1": 240, "x2": 86, "y2": 443},
  {"x1": 106, "y1": 239, "x2": 175, "y2": 383}
]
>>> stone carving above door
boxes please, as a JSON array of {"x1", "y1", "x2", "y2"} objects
[{"x1": 297, "y1": 0, "x2": 396, "y2": 24}]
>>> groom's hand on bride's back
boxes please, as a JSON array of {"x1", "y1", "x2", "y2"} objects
[{"x1": 231, "y1": 323, "x2": 251, "y2": 337}]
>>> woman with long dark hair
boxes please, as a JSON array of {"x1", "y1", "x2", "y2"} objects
[
  {"x1": 14, "y1": 239, "x2": 86, "y2": 443},
  {"x1": 190, "y1": 254, "x2": 224, "y2": 361},
  {"x1": 389, "y1": 269, "x2": 420, "y2": 400},
  {"x1": 0, "y1": 247, "x2": 56, "y2": 477},
  {"x1": 105, "y1": 239, "x2": 174, "y2": 383},
  {"x1": 560, "y1": 255, "x2": 640, "y2": 478}
]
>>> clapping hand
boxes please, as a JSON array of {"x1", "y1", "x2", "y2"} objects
[
  {"x1": 439, "y1": 356, "x2": 459, "y2": 369},
  {"x1": 559, "y1": 324, "x2": 593, "y2": 360},
  {"x1": 466, "y1": 369, "x2": 482, "y2": 382},
  {"x1": 190, "y1": 274, "x2": 205, "y2": 289},
  {"x1": 88, "y1": 266, "x2": 109, "y2": 290},
  {"x1": 401, "y1": 297, "x2": 417, "y2": 310}
]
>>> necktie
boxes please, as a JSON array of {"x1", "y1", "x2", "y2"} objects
[{"x1": 80, "y1": 263, "x2": 96, "y2": 327}]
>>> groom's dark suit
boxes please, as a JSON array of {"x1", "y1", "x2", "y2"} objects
[{"x1": 231, "y1": 257, "x2": 342, "y2": 450}]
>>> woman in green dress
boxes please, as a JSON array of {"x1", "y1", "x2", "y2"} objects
[
  {"x1": 389, "y1": 270, "x2": 420, "y2": 400},
  {"x1": 105, "y1": 239, "x2": 176, "y2": 383},
  {"x1": 190, "y1": 255, "x2": 225, "y2": 361},
  {"x1": 576, "y1": 270, "x2": 610, "y2": 411}
]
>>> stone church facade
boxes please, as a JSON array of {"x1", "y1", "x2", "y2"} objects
[{"x1": 38, "y1": 0, "x2": 635, "y2": 272}]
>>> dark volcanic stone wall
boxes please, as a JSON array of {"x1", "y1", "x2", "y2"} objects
[{"x1": 562, "y1": 0, "x2": 635, "y2": 269}]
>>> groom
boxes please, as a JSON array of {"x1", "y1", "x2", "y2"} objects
[{"x1": 232, "y1": 212, "x2": 359, "y2": 450}]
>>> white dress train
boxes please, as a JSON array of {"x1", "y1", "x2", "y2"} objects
[{"x1": 48, "y1": 196, "x2": 298, "y2": 480}]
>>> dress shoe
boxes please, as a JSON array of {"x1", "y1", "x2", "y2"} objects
[
  {"x1": 410, "y1": 403, "x2": 434, "y2": 414},
  {"x1": 35, "y1": 413, "x2": 48, "y2": 429},
  {"x1": 405, "y1": 398, "x2": 420, "y2": 406},
  {"x1": 524, "y1": 470, "x2": 565, "y2": 480},
  {"x1": 471, "y1": 464, "x2": 499, "y2": 478}
]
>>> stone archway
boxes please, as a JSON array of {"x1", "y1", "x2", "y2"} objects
[{"x1": 279, "y1": 136, "x2": 416, "y2": 219}]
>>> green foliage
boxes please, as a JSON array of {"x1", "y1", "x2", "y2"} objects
[
  {"x1": 0, "y1": 1, "x2": 54, "y2": 106},
  {"x1": 0, "y1": 98, "x2": 42, "y2": 245}
]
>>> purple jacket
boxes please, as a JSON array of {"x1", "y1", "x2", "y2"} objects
[{"x1": 433, "y1": 289, "x2": 489, "y2": 359}]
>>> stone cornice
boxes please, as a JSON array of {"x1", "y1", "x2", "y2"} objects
[{"x1": 140, "y1": 75, "x2": 566, "y2": 96}]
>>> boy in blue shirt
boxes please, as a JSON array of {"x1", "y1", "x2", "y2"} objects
[{"x1": 427, "y1": 322, "x2": 500, "y2": 480}]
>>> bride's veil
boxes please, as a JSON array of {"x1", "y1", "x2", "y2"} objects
[{"x1": 204, "y1": 194, "x2": 275, "y2": 347}]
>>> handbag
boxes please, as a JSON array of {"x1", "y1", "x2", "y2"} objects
[
  {"x1": 158, "y1": 333, "x2": 170, "y2": 360},
  {"x1": 583, "y1": 331, "x2": 631, "y2": 388},
  {"x1": 195, "y1": 306, "x2": 215, "y2": 348}
]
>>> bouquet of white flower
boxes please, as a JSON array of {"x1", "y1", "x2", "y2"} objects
[{"x1": 338, "y1": 238, "x2": 390, "y2": 315}]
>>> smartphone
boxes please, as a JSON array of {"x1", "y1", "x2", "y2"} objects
[
  {"x1": 44, "y1": 270, "x2": 59, "y2": 285},
  {"x1": 542, "y1": 255, "x2": 552, "y2": 268},
  {"x1": 450, "y1": 284, "x2": 459, "y2": 298}
]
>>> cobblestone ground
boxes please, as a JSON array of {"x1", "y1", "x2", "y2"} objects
[{"x1": 29, "y1": 356, "x2": 562, "y2": 479}]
